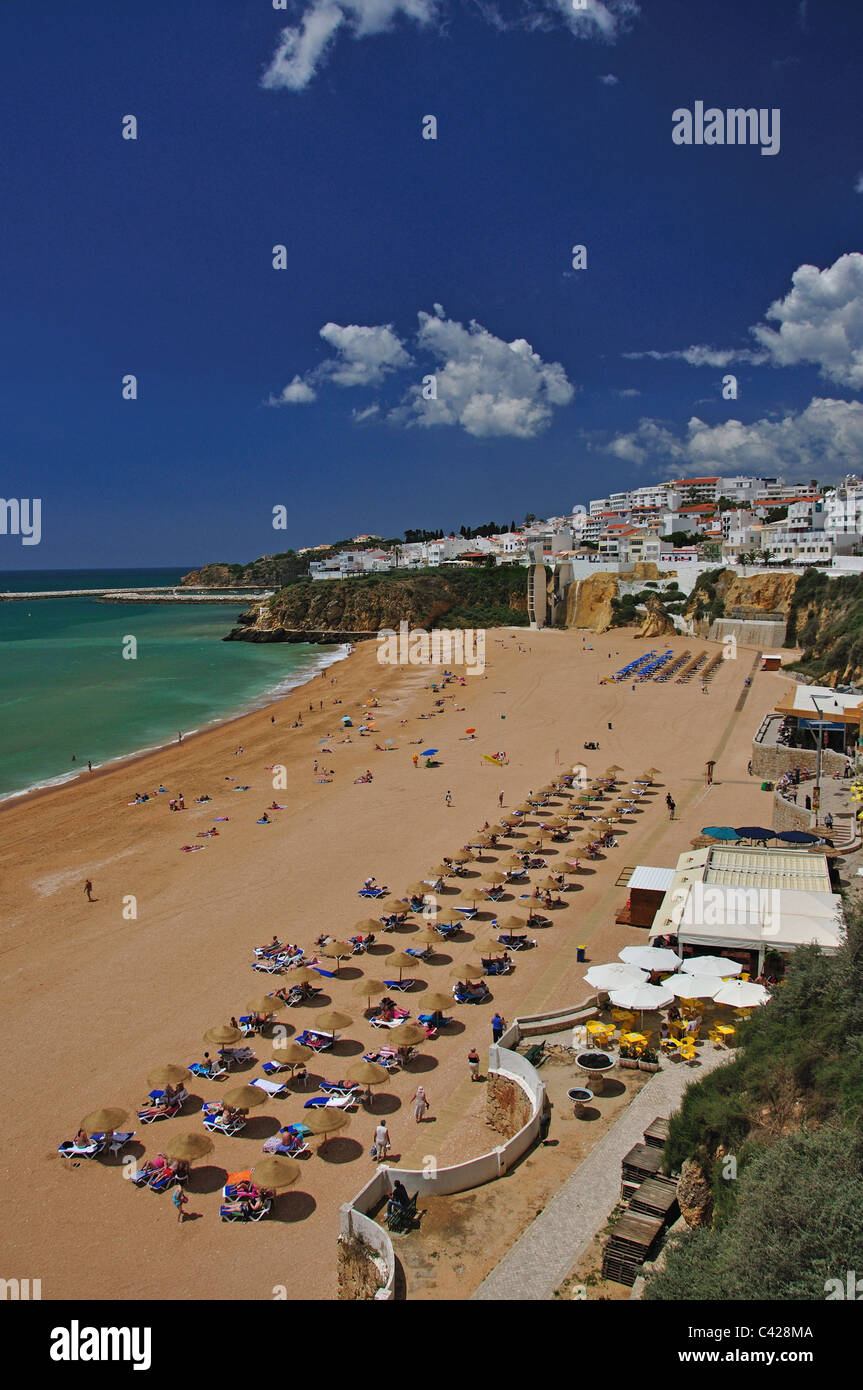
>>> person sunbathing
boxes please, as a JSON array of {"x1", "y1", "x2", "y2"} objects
[
  {"x1": 74, "y1": 1128, "x2": 90, "y2": 1146},
  {"x1": 378, "y1": 1002, "x2": 396, "y2": 1022}
]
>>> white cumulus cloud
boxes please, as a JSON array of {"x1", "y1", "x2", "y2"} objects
[
  {"x1": 261, "y1": 0, "x2": 438, "y2": 91},
  {"x1": 751, "y1": 253, "x2": 863, "y2": 389},
  {"x1": 261, "y1": 0, "x2": 639, "y2": 91},
  {"x1": 318, "y1": 321, "x2": 412, "y2": 386},
  {"x1": 625, "y1": 253, "x2": 863, "y2": 391},
  {"x1": 397, "y1": 309, "x2": 575, "y2": 437},
  {"x1": 606, "y1": 397, "x2": 863, "y2": 481},
  {"x1": 268, "y1": 374, "x2": 318, "y2": 405}
]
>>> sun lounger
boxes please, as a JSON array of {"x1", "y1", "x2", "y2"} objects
[
  {"x1": 303, "y1": 1092, "x2": 357, "y2": 1110},
  {"x1": 249, "y1": 1077, "x2": 289, "y2": 1100},
  {"x1": 148, "y1": 1165, "x2": 185, "y2": 1193},
  {"x1": 418, "y1": 1013, "x2": 453, "y2": 1028},
  {"x1": 252, "y1": 956, "x2": 285, "y2": 974},
  {"x1": 189, "y1": 1059, "x2": 228, "y2": 1080},
  {"x1": 57, "y1": 1137, "x2": 105, "y2": 1160},
  {"x1": 363, "y1": 1048, "x2": 399, "y2": 1070},
  {"x1": 453, "y1": 983, "x2": 491, "y2": 1004},
  {"x1": 382, "y1": 978, "x2": 416, "y2": 993},
  {"x1": 202, "y1": 1105, "x2": 247, "y2": 1136},
  {"x1": 137, "y1": 1100, "x2": 182, "y2": 1124},
  {"x1": 90, "y1": 1130, "x2": 135, "y2": 1154},
  {"x1": 358, "y1": 887, "x2": 386, "y2": 898},
  {"x1": 319, "y1": 1081, "x2": 361, "y2": 1098},
  {"x1": 370, "y1": 1012, "x2": 410, "y2": 1028},
  {"x1": 260, "y1": 1059, "x2": 291, "y2": 1076},
  {"x1": 261, "y1": 1132, "x2": 310, "y2": 1157},
  {"x1": 295, "y1": 1029, "x2": 335, "y2": 1052},
  {"x1": 221, "y1": 1046, "x2": 257, "y2": 1065},
  {"x1": 482, "y1": 959, "x2": 512, "y2": 976},
  {"x1": 220, "y1": 1196, "x2": 272, "y2": 1222}
]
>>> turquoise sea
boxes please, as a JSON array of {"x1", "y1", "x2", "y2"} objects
[{"x1": 0, "y1": 569, "x2": 342, "y2": 801}]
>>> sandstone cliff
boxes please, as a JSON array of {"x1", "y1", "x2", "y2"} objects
[
  {"x1": 563, "y1": 573, "x2": 620, "y2": 632},
  {"x1": 638, "y1": 594, "x2": 677, "y2": 638}
]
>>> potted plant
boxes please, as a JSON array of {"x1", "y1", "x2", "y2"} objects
[
  {"x1": 638, "y1": 1046, "x2": 661, "y2": 1073},
  {"x1": 618, "y1": 1041, "x2": 640, "y2": 1069}
]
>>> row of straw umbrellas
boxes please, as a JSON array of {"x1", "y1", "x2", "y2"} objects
[{"x1": 75, "y1": 762, "x2": 654, "y2": 1191}]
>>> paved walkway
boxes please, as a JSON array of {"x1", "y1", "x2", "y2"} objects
[{"x1": 471, "y1": 1047, "x2": 731, "y2": 1301}]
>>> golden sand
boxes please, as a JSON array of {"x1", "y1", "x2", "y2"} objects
[{"x1": 0, "y1": 629, "x2": 785, "y2": 1300}]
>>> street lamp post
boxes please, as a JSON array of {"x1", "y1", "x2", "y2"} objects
[{"x1": 809, "y1": 695, "x2": 825, "y2": 827}]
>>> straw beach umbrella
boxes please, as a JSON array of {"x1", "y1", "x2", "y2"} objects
[
  {"x1": 450, "y1": 961, "x2": 485, "y2": 980},
  {"x1": 355, "y1": 918, "x2": 383, "y2": 934},
  {"x1": 388, "y1": 1022, "x2": 427, "y2": 1048},
  {"x1": 377, "y1": 897, "x2": 410, "y2": 915},
  {"x1": 382, "y1": 951, "x2": 415, "y2": 981},
  {"x1": 302, "y1": 1107, "x2": 349, "y2": 1152},
  {"x1": 423, "y1": 991, "x2": 455, "y2": 1013},
  {"x1": 320, "y1": 940, "x2": 353, "y2": 970},
  {"x1": 80, "y1": 1106, "x2": 128, "y2": 1135},
  {"x1": 163, "y1": 1132, "x2": 214, "y2": 1163},
  {"x1": 223, "y1": 1084, "x2": 268, "y2": 1111},
  {"x1": 270, "y1": 1040, "x2": 312, "y2": 1069},
  {"x1": 484, "y1": 872, "x2": 508, "y2": 886},
  {"x1": 204, "y1": 1024, "x2": 243, "y2": 1047},
  {"x1": 450, "y1": 850, "x2": 473, "y2": 863},
  {"x1": 246, "y1": 995, "x2": 286, "y2": 1015},
  {"x1": 405, "y1": 881, "x2": 432, "y2": 898},
  {"x1": 351, "y1": 977, "x2": 386, "y2": 1010},
  {"x1": 251, "y1": 1155, "x2": 300, "y2": 1191},
  {"x1": 412, "y1": 926, "x2": 441, "y2": 947},
  {"x1": 147, "y1": 1065, "x2": 191, "y2": 1090},
  {"x1": 313, "y1": 1008, "x2": 353, "y2": 1038},
  {"x1": 285, "y1": 966, "x2": 319, "y2": 986},
  {"x1": 345, "y1": 1059, "x2": 389, "y2": 1108}
]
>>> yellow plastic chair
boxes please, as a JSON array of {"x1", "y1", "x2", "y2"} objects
[
  {"x1": 611, "y1": 1009, "x2": 635, "y2": 1030},
  {"x1": 586, "y1": 1020, "x2": 613, "y2": 1048}
]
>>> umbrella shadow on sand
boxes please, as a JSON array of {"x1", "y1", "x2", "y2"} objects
[
  {"x1": 365, "y1": 1091, "x2": 402, "y2": 1116},
  {"x1": 186, "y1": 1164, "x2": 229, "y2": 1195},
  {"x1": 270, "y1": 1191, "x2": 317, "y2": 1223},
  {"x1": 302, "y1": 994, "x2": 334, "y2": 1010},
  {"x1": 316, "y1": 1137, "x2": 365, "y2": 1165},
  {"x1": 332, "y1": 1039, "x2": 365, "y2": 1057},
  {"x1": 403, "y1": 1054, "x2": 439, "y2": 1074}
]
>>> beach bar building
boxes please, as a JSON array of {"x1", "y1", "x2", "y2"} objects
[
  {"x1": 773, "y1": 684, "x2": 863, "y2": 756},
  {"x1": 648, "y1": 845, "x2": 843, "y2": 976}
]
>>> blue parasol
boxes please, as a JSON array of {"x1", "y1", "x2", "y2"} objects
[
  {"x1": 734, "y1": 826, "x2": 777, "y2": 841},
  {"x1": 701, "y1": 826, "x2": 740, "y2": 840},
  {"x1": 421, "y1": 748, "x2": 438, "y2": 756},
  {"x1": 776, "y1": 830, "x2": 820, "y2": 844}
]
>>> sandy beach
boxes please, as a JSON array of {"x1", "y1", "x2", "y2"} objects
[{"x1": 0, "y1": 628, "x2": 787, "y2": 1301}]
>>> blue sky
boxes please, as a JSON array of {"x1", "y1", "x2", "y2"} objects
[{"x1": 2, "y1": 0, "x2": 862, "y2": 568}]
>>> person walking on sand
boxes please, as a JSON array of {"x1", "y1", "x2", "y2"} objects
[
  {"x1": 468, "y1": 1047, "x2": 481, "y2": 1081},
  {"x1": 373, "y1": 1121, "x2": 391, "y2": 1161},
  {"x1": 412, "y1": 1085, "x2": 430, "y2": 1123},
  {"x1": 172, "y1": 1187, "x2": 189, "y2": 1223},
  {"x1": 84, "y1": 878, "x2": 94, "y2": 902},
  {"x1": 178, "y1": 731, "x2": 183, "y2": 743},
  {"x1": 498, "y1": 790, "x2": 504, "y2": 807},
  {"x1": 667, "y1": 797, "x2": 676, "y2": 821},
  {"x1": 491, "y1": 1013, "x2": 506, "y2": 1043},
  {"x1": 445, "y1": 790, "x2": 452, "y2": 807}
]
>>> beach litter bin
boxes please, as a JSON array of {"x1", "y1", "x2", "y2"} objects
[{"x1": 576, "y1": 945, "x2": 586, "y2": 963}]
